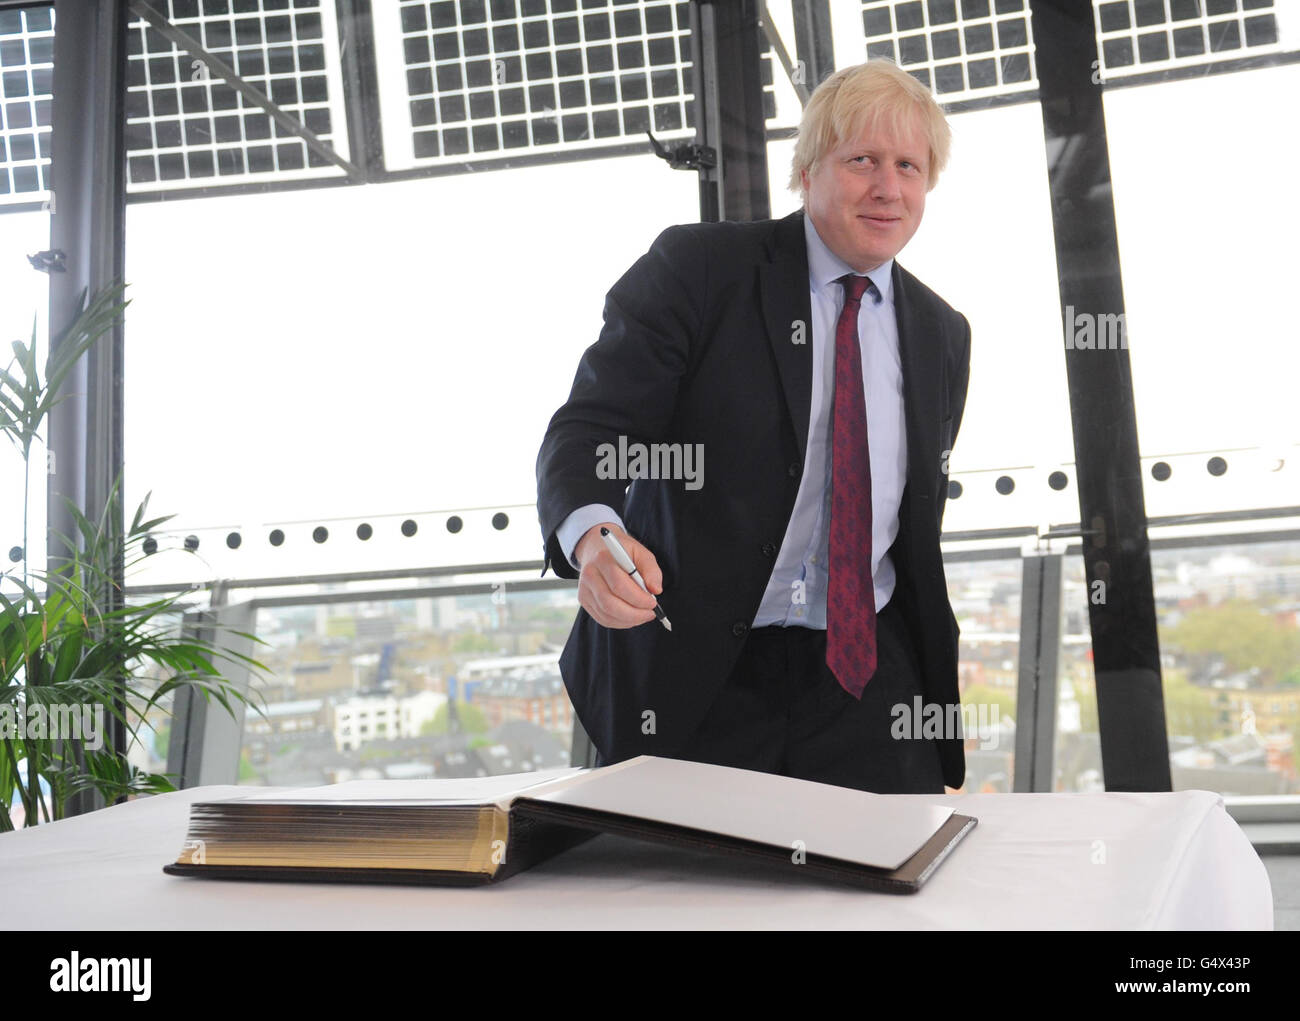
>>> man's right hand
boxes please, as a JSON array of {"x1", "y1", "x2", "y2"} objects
[{"x1": 574, "y1": 522, "x2": 664, "y2": 629}]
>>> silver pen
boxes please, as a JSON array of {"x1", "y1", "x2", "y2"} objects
[{"x1": 600, "y1": 527, "x2": 672, "y2": 631}]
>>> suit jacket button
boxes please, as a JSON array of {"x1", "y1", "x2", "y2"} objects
[
  {"x1": 761, "y1": 542, "x2": 776, "y2": 557},
  {"x1": 731, "y1": 621, "x2": 749, "y2": 637},
  {"x1": 787, "y1": 462, "x2": 800, "y2": 478}
]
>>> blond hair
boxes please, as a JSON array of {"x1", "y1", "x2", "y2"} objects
[{"x1": 788, "y1": 59, "x2": 951, "y2": 198}]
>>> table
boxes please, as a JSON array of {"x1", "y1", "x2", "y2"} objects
[{"x1": 1, "y1": 784, "x2": 1273, "y2": 929}]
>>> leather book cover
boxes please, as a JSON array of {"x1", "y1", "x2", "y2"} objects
[{"x1": 512, "y1": 798, "x2": 977, "y2": 894}]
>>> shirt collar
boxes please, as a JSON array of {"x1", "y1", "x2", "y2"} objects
[{"x1": 803, "y1": 210, "x2": 893, "y2": 306}]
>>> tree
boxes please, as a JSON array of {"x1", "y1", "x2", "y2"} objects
[
  {"x1": 1078, "y1": 668, "x2": 1222, "y2": 744},
  {"x1": 423, "y1": 700, "x2": 487, "y2": 735},
  {"x1": 451, "y1": 633, "x2": 496, "y2": 654},
  {"x1": 1163, "y1": 601, "x2": 1300, "y2": 686},
  {"x1": 1160, "y1": 670, "x2": 1224, "y2": 744},
  {"x1": 959, "y1": 684, "x2": 1016, "y2": 731}
]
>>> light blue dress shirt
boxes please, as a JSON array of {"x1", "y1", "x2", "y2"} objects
[{"x1": 556, "y1": 213, "x2": 909, "y2": 628}]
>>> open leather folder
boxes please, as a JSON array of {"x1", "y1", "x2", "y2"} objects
[{"x1": 164, "y1": 755, "x2": 977, "y2": 894}]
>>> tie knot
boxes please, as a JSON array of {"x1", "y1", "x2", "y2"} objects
[{"x1": 838, "y1": 273, "x2": 875, "y2": 306}]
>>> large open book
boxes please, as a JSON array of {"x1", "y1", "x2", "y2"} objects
[{"x1": 163, "y1": 756, "x2": 977, "y2": 894}]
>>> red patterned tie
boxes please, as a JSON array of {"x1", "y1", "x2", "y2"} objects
[{"x1": 826, "y1": 273, "x2": 877, "y2": 699}]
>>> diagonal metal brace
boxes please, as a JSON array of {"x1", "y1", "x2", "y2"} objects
[
  {"x1": 757, "y1": 0, "x2": 811, "y2": 107},
  {"x1": 127, "y1": 0, "x2": 363, "y2": 181}
]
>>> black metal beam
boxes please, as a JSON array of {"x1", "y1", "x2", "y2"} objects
[
  {"x1": 1028, "y1": 0, "x2": 1171, "y2": 792},
  {"x1": 48, "y1": 0, "x2": 129, "y2": 814},
  {"x1": 790, "y1": 0, "x2": 834, "y2": 89},
  {"x1": 687, "y1": 0, "x2": 719, "y2": 222},
  {"x1": 757, "y1": 1, "x2": 810, "y2": 106},
  {"x1": 690, "y1": 0, "x2": 770, "y2": 222},
  {"x1": 334, "y1": 0, "x2": 385, "y2": 181},
  {"x1": 1014, "y1": 552, "x2": 1062, "y2": 792}
]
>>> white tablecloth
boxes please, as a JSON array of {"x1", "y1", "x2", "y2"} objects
[{"x1": 0, "y1": 784, "x2": 1273, "y2": 929}]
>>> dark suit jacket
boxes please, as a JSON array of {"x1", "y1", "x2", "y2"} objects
[{"x1": 536, "y1": 207, "x2": 972, "y2": 788}]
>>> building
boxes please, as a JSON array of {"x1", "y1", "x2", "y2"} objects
[{"x1": 332, "y1": 689, "x2": 446, "y2": 753}]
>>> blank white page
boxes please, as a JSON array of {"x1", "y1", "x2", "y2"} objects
[
  {"x1": 227, "y1": 766, "x2": 588, "y2": 805},
  {"x1": 527, "y1": 756, "x2": 953, "y2": 870}
]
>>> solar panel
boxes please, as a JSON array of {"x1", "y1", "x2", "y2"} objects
[
  {"x1": 0, "y1": 4, "x2": 53, "y2": 204},
  {"x1": 123, "y1": 0, "x2": 350, "y2": 191},
  {"x1": 15, "y1": 0, "x2": 1288, "y2": 205},
  {"x1": 858, "y1": 0, "x2": 1289, "y2": 103},
  {"x1": 861, "y1": 0, "x2": 1037, "y2": 101},
  {"x1": 1095, "y1": 0, "x2": 1284, "y2": 80},
  {"x1": 383, "y1": 0, "x2": 775, "y2": 168}
]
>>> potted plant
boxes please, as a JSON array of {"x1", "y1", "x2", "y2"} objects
[{"x1": 0, "y1": 282, "x2": 265, "y2": 830}]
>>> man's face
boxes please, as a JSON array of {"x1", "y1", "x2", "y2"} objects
[{"x1": 801, "y1": 113, "x2": 930, "y2": 273}]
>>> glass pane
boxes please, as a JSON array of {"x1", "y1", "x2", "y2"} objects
[
  {"x1": 0, "y1": 212, "x2": 50, "y2": 588},
  {"x1": 1105, "y1": 64, "x2": 1300, "y2": 518},
  {"x1": 1057, "y1": 552, "x2": 1100, "y2": 792},
  {"x1": 120, "y1": 3, "x2": 710, "y2": 784},
  {"x1": 1105, "y1": 62, "x2": 1300, "y2": 799},
  {"x1": 122, "y1": 44, "x2": 700, "y2": 586},
  {"x1": 947, "y1": 554, "x2": 1022, "y2": 792},
  {"x1": 1058, "y1": 540, "x2": 1300, "y2": 796},
  {"x1": 2, "y1": 4, "x2": 54, "y2": 827},
  {"x1": 1155, "y1": 538, "x2": 1299, "y2": 796},
  {"x1": 235, "y1": 583, "x2": 581, "y2": 784},
  {"x1": 0, "y1": 1, "x2": 54, "y2": 589}
]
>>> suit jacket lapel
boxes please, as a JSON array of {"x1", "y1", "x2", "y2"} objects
[
  {"x1": 761, "y1": 209, "x2": 815, "y2": 464},
  {"x1": 893, "y1": 260, "x2": 946, "y2": 531}
]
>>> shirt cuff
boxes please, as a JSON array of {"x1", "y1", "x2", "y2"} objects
[{"x1": 556, "y1": 504, "x2": 625, "y2": 570}]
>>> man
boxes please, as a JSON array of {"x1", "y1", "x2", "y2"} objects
[{"x1": 536, "y1": 59, "x2": 971, "y2": 794}]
